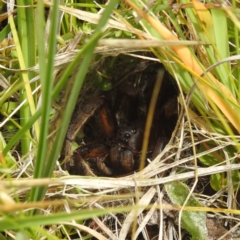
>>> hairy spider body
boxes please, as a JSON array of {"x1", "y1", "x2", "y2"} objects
[
  {"x1": 63, "y1": 63, "x2": 178, "y2": 176},
  {"x1": 73, "y1": 117, "x2": 144, "y2": 176}
]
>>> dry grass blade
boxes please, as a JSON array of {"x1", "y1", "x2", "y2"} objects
[
  {"x1": 92, "y1": 216, "x2": 118, "y2": 240},
  {"x1": 98, "y1": 39, "x2": 209, "y2": 48},
  {"x1": 134, "y1": 202, "x2": 158, "y2": 240},
  {"x1": 119, "y1": 187, "x2": 156, "y2": 239},
  {"x1": 2, "y1": 163, "x2": 240, "y2": 190},
  {"x1": 44, "y1": 2, "x2": 152, "y2": 39},
  {"x1": 62, "y1": 222, "x2": 108, "y2": 240}
]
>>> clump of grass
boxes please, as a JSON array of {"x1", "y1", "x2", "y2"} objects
[{"x1": 0, "y1": 1, "x2": 240, "y2": 239}]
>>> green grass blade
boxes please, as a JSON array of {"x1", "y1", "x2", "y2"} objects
[
  {"x1": 16, "y1": 0, "x2": 38, "y2": 152},
  {"x1": 0, "y1": 205, "x2": 144, "y2": 231},
  {"x1": 33, "y1": 1, "x2": 59, "y2": 179},
  {"x1": 29, "y1": 0, "x2": 119, "y2": 203}
]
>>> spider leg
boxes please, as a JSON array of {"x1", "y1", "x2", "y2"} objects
[
  {"x1": 74, "y1": 143, "x2": 112, "y2": 176},
  {"x1": 73, "y1": 153, "x2": 96, "y2": 176},
  {"x1": 99, "y1": 102, "x2": 117, "y2": 139},
  {"x1": 67, "y1": 96, "x2": 105, "y2": 142},
  {"x1": 62, "y1": 97, "x2": 105, "y2": 170},
  {"x1": 95, "y1": 153, "x2": 113, "y2": 176}
]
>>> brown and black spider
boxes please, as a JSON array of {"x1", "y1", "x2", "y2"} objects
[{"x1": 62, "y1": 62, "x2": 178, "y2": 176}]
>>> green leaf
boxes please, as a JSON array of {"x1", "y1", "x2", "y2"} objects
[
  {"x1": 198, "y1": 146, "x2": 220, "y2": 166},
  {"x1": 210, "y1": 170, "x2": 240, "y2": 191},
  {"x1": 165, "y1": 182, "x2": 208, "y2": 240}
]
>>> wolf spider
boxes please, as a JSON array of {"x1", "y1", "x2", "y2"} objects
[{"x1": 62, "y1": 65, "x2": 178, "y2": 176}]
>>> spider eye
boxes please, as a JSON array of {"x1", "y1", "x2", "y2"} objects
[{"x1": 124, "y1": 133, "x2": 131, "y2": 139}]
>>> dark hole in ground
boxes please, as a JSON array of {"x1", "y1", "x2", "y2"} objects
[{"x1": 66, "y1": 55, "x2": 179, "y2": 176}]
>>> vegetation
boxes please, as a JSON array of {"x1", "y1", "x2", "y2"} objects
[{"x1": 0, "y1": 0, "x2": 240, "y2": 239}]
